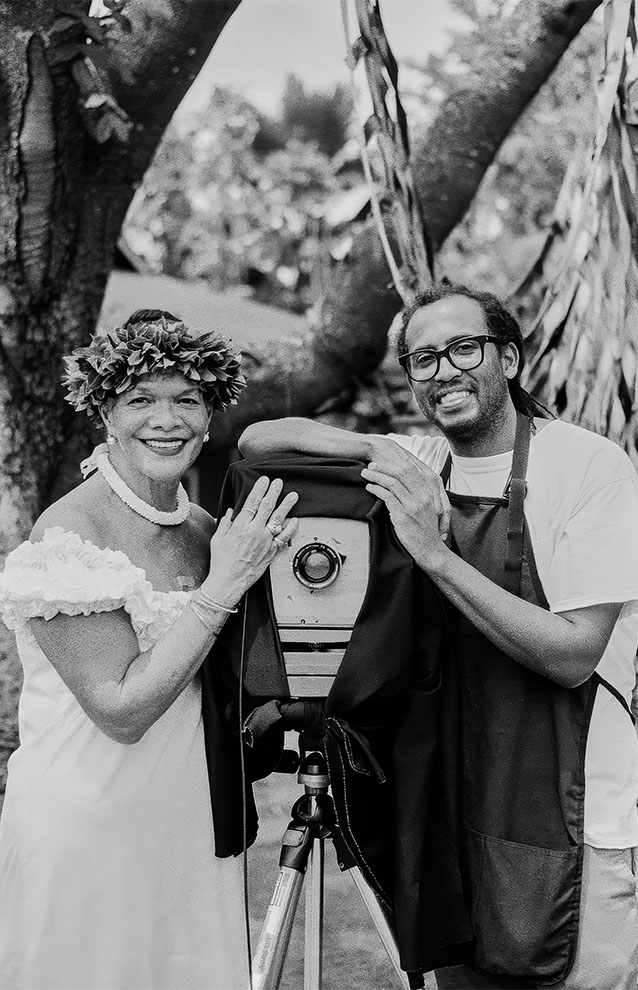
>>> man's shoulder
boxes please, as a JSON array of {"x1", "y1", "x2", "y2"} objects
[
  {"x1": 383, "y1": 431, "x2": 449, "y2": 470},
  {"x1": 537, "y1": 418, "x2": 616, "y2": 446},
  {"x1": 532, "y1": 420, "x2": 637, "y2": 496},
  {"x1": 535, "y1": 420, "x2": 634, "y2": 469}
]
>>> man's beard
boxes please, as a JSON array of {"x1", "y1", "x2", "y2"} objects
[{"x1": 416, "y1": 378, "x2": 513, "y2": 453}]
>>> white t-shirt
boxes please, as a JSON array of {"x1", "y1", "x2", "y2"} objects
[{"x1": 386, "y1": 419, "x2": 638, "y2": 849}]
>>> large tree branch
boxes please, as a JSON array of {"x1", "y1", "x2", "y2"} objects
[
  {"x1": 101, "y1": 0, "x2": 241, "y2": 177},
  {"x1": 0, "y1": 0, "x2": 603, "y2": 517},
  {"x1": 415, "y1": 0, "x2": 603, "y2": 251}
]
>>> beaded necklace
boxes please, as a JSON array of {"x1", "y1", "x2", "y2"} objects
[{"x1": 81, "y1": 445, "x2": 190, "y2": 526}]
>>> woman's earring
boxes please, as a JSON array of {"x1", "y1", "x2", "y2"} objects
[
  {"x1": 106, "y1": 435, "x2": 116, "y2": 446},
  {"x1": 204, "y1": 432, "x2": 210, "y2": 443}
]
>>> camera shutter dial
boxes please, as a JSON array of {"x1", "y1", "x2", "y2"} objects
[{"x1": 292, "y1": 542, "x2": 342, "y2": 590}]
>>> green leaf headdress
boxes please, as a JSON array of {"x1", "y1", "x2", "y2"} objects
[{"x1": 63, "y1": 310, "x2": 246, "y2": 418}]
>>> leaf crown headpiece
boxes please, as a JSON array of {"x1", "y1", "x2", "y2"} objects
[{"x1": 63, "y1": 309, "x2": 246, "y2": 418}]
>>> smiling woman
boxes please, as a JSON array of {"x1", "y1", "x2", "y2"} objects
[
  {"x1": 63, "y1": 308, "x2": 246, "y2": 529},
  {"x1": 0, "y1": 309, "x2": 299, "y2": 989},
  {"x1": 100, "y1": 374, "x2": 212, "y2": 513}
]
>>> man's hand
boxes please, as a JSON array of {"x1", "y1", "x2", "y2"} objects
[{"x1": 361, "y1": 442, "x2": 451, "y2": 569}]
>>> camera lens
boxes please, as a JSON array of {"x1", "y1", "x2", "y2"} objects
[{"x1": 292, "y1": 542, "x2": 341, "y2": 590}]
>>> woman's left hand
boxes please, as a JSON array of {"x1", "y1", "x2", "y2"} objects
[{"x1": 203, "y1": 476, "x2": 298, "y2": 604}]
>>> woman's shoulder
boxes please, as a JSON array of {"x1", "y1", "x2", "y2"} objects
[
  {"x1": 1, "y1": 476, "x2": 153, "y2": 631},
  {"x1": 30, "y1": 475, "x2": 105, "y2": 544},
  {"x1": 0, "y1": 522, "x2": 155, "y2": 634},
  {"x1": 4, "y1": 522, "x2": 146, "y2": 591}
]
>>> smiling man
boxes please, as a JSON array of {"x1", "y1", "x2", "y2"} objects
[{"x1": 239, "y1": 283, "x2": 638, "y2": 990}]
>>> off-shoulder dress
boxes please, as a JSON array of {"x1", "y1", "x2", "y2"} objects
[{"x1": 0, "y1": 527, "x2": 247, "y2": 990}]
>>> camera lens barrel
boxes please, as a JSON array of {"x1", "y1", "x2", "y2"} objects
[{"x1": 292, "y1": 542, "x2": 342, "y2": 590}]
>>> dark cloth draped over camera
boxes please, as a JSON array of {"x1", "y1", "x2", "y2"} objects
[{"x1": 200, "y1": 455, "x2": 474, "y2": 973}]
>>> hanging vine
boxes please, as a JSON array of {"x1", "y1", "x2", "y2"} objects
[
  {"x1": 340, "y1": 0, "x2": 433, "y2": 306},
  {"x1": 520, "y1": 0, "x2": 638, "y2": 460}
]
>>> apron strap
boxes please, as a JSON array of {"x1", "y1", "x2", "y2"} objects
[
  {"x1": 593, "y1": 672, "x2": 636, "y2": 725},
  {"x1": 441, "y1": 452, "x2": 452, "y2": 488},
  {"x1": 440, "y1": 413, "x2": 532, "y2": 596},
  {"x1": 502, "y1": 413, "x2": 532, "y2": 597}
]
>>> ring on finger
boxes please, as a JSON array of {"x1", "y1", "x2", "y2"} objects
[
  {"x1": 273, "y1": 535, "x2": 288, "y2": 549},
  {"x1": 266, "y1": 521, "x2": 283, "y2": 537},
  {"x1": 244, "y1": 506, "x2": 257, "y2": 518}
]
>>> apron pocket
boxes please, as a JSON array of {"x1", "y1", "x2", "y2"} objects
[{"x1": 464, "y1": 826, "x2": 580, "y2": 983}]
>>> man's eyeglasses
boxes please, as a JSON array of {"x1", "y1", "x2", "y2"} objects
[{"x1": 398, "y1": 334, "x2": 503, "y2": 383}]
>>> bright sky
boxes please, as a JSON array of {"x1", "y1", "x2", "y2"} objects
[{"x1": 184, "y1": 0, "x2": 466, "y2": 112}]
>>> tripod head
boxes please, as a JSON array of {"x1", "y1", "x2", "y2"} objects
[{"x1": 280, "y1": 750, "x2": 335, "y2": 874}]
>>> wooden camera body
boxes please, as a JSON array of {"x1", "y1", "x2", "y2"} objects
[{"x1": 269, "y1": 517, "x2": 369, "y2": 697}]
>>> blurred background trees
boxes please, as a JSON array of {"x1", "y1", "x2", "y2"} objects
[
  {"x1": 123, "y1": 82, "x2": 353, "y2": 312},
  {"x1": 429, "y1": 5, "x2": 599, "y2": 298},
  {"x1": 121, "y1": 4, "x2": 601, "y2": 316}
]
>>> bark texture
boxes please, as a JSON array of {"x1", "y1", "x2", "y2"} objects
[{"x1": 415, "y1": 0, "x2": 602, "y2": 251}]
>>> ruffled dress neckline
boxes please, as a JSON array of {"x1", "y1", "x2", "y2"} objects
[{"x1": 0, "y1": 526, "x2": 192, "y2": 653}]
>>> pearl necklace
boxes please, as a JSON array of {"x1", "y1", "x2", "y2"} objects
[{"x1": 81, "y1": 445, "x2": 190, "y2": 526}]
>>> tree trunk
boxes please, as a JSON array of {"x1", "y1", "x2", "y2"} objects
[
  {"x1": 202, "y1": 223, "x2": 403, "y2": 449},
  {"x1": 0, "y1": 0, "x2": 242, "y2": 772}
]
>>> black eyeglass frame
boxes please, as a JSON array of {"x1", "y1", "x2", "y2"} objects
[{"x1": 398, "y1": 334, "x2": 504, "y2": 382}]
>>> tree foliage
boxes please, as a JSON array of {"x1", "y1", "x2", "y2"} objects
[
  {"x1": 280, "y1": 73, "x2": 353, "y2": 157},
  {"x1": 124, "y1": 2, "x2": 604, "y2": 321},
  {"x1": 123, "y1": 86, "x2": 363, "y2": 313}
]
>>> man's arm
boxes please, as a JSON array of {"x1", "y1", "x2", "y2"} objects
[
  {"x1": 362, "y1": 457, "x2": 624, "y2": 688},
  {"x1": 238, "y1": 417, "x2": 376, "y2": 461},
  {"x1": 239, "y1": 417, "x2": 453, "y2": 540},
  {"x1": 427, "y1": 551, "x2": 621, "y2": 688}
]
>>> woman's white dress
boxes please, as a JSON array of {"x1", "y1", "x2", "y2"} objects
[{"x1": 0, "y1": 527, "x2": 248, "y2": 990}]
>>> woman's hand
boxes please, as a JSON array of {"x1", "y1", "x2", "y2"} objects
[
  {"x1": 361, "y1": 445, "x2": 451, "y2": 571},
  {"x1": 203, "y1": 476, "x2": 298, "y2": 605}
]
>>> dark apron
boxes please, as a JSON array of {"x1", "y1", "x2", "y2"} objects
[{"x1": 439, "y1": 413, "x2": 597, "y2": 986}]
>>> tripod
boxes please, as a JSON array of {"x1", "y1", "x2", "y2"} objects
[{"x1": 251, "y1": 745, "x2": 414, "y2": 990}]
